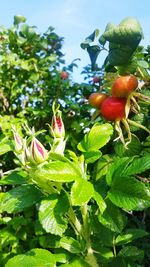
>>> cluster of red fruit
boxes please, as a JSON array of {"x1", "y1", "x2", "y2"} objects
[
  {"x1": 89, "y1": 75, "x2": 138, "y2": 121},
  {"x1": 89, "y1": 75, "x2": 150, "y2": 146}
]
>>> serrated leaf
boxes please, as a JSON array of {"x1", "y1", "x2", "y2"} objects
[
  {"x1": 91, "y1": 219, "x2": 114, "y2": 247},
  {"x1": 98, "y1": 199, "x2": 127, "y2": 233},
  {"x1": 106, "y1": 157, "x2": 134, "y2": 186},
  {"x1": 0, "y1": 185, "x2": 43, "y2": 213},
  {"x1": 37, "y1": 236, "x2": 60, "y2": 248},
  {"x1": 71, "y1": 179, "x2": 94, "y2": 206},
  {"x1": 108, "y1": 175, "x2": 150, "y2": 210},
  {"x1": 115, "y1": 228, "x2": 148, "y2": 246},
  {"x1": 84, "y1": 150, "x2": 102, "y2": 164},
  {"x1": 78, "y1": 123, "x2": 113, "y2": 152},
  {"x1": 123, "y1": 155, "x2": 150, "y2": 176},
  {"x1": 0, "y1": 170, "x2": 27, "y2": 185},
  {"x1": 137, "y1": 60, "x2": 149, "y2": 69},
  {"x1": 93, "y1": 190, "x2": 106, "y2": 214},
  {"x1": 94, "y1": 155, "x2": 112, "y2": 180},
  {"x1": 59, "y1": 236, "x2": 82, "y2": 254},
  {"x1": 5, "y1": 248, "x2": 56, "y2": 267},
  {"x1": 39, "y1": 234, "x2": 60, "y2": 248},
  {"x1": 30, "y1": 160, "x2": 83, "y2": 185},
  {"x1": 60, "y1": 257, "x2": 91, "y2": 267},
  {"x1": 118, "y1": 246, "x2": 144, "y2": 261},
  {"x1": 0, "y1": 137, "x2": 13, "y2": 155},
  {"x1": 0, "y1": 228, "x2": 18, "y2": 249},
  {"x1": 114, "y1": 135, "x2": 142, "y2": 157},
  {"x1": 38, "y1": 192, "x2": 69, "y2": 236}
]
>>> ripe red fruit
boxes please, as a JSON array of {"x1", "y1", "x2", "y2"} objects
[
  {"x1": 89, "y1": 93, "x2": 108, "y2": 109},
  {"x1": 60, "y1": 71, "x2": 69, "y2": 80},
  {"x1": 112, "y1": 75, "x2": 138, "y2": 97},
  {"x1": 93, "y1": 76, "x2": 100, "y2": 83},
  {"x1": 101, "y1": 97, "x2": 126, "y2": 121}
]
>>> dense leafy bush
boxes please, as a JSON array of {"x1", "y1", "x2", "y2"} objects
[{"x1": 0, "y1": 16, "x2": 150, "y2": 267}]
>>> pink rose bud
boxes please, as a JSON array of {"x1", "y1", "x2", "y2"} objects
[
  {"x1": 30, "y1": 137, "x2": 48, "y2": 164},
  {"x1": 51, "y1": 110, "x2": 65, "y2": 139},
  {"x1": 13, "y1": 132, "x2": 23, "y2": 152}
]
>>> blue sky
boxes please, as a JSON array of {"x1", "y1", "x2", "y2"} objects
[{"x1": 0, "y1": 0, "x2": 150, "y2": 81}]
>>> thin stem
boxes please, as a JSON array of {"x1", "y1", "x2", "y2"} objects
[
  {"x1": 113, "y1": 235, "x2": 117, "y2": 257},
  {"x1": 128, "y1": 119, "x2": 150, "y2": 134},
  {"x1": 121, "y1": 118, "x2": 132, "y2": 148},
  {"x1": 67, "y1": 206, "x2": 82, "y2": 236},
  {"x1": 130, "y1": 95, "x2": 140, "y2": 112},
  {"x1": 81, "y1": 204, "x2": 100, "y2": 267},
  {"x1": 114, "y1": 120, "x2": 125, "y2": 145}
]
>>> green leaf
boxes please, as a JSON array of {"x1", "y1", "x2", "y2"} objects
[
  {"x1": 38, "y1": 192, "x2": 69, "y2": 236},
  {"x1": 60, "y1": 257, "x2": 91, "y2": 267},
  {"x1": 123, "y1": 155, "x2": 150, "y2": 176},
  {"x1": 87, "y1": 45, "x2": 101, "y2": 70},
  {"x1": 98, "y1": 199, "x2": 127, "y2": 233},
  {"x1": 94, "y1": 155, "x2": 112, "y2": 180},
  {"x1": 5, "y1": 248, "x2": 56, "y2": 267},
  {"x1": 0, "y1": 185, "x2": 43, "y2": 213},
  {"x1": 39, "y1": 234, "x2": 60, "y2": 248},
  {"x1": 52, "y1": 249, "x2": 71, "y2": 264},
  {"x1": 0, "y1": 137, "x2": 13, "y2": 155},
  {"x1": 93, "y1": 190, "x2": 106, "y2": 214},
  {"x1": 71, "y1": 179, "x2": 94, "y2": 206},
  {"x1": 14, "y1": 15, "x2": 26, "y2": 25},
  {"x1": 0, "y1": 170, "x2": 27, "y2": 185},
  {"x1": 80, "y1": 39, "x2": 92, "y2": 50},
  {"x1": 106, "y1": 157, "x2": 134, "y2": 186},
  {"x1": 115, "y1": 229, "x2": 149, "y2": 246},
  {"x1": 78, "y1": 123, "x2": 113, "y2": 152},
  {"x1": 137, "y1": 60, "x2": 149, "y2": 69},
  {"x1": 30, "y1": 160, "x2": 83, "y2": 185},
  {"x1": 87, "y1": 29, "x2": 99, "y2": 42},
  {"x1": 103, "y1": 17, "x2": 143, "y2": 46},
  {"x1": 114, "y1": 135, "x2": 142, "y2": 157},
  {"x1": 102, "y1": 17, "x2": 143, "y2": 67},
  {"x1": 59, "y1": 236, "x2": 82, "y2": 254},
  {"x1": 118, "y1": 246, "x2": 144, "y2": 262},
  {"x1": 84, "y1": 150, "x2": 102, "y2": 163},
  {"x1": 91, "y1": 219, "x2": 114, "y2": 247},
  {"x1": 108, "y1": 175, "x2": 150, "y2": 210},
  {"x1": 81, "y1": 29, "x2": 99, "y2": 50},
  {"x1": 0, "y1": 228, "x2": 18, "y2": 250}
]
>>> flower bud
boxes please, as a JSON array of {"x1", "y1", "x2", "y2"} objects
[
  {"x1": 30, "y1": 137, "x2": 48, "y2": 164},
  {"x1": 51, "y1": 138, "x2": 66, "y2": 155},
  {"x1": 51, "y1": 110, "x2": 65, "y2": 139},
  {"x1": 13, "y1": 132, "x2": 23, "y2": 152}
]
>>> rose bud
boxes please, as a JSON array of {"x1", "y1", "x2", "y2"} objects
[
  {"x1": 30, "y1": 137, "x2": 48, "y2": 164},
  {"x1": 13, "y1": 132, "x2": 23, "y2": 152},
  {"x1": 51, "y1": 110, "x2": 65, "y2": 139}
]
